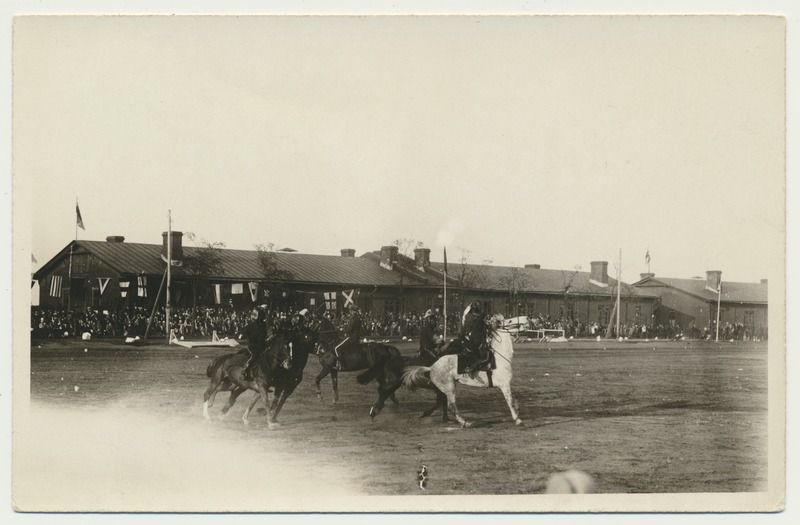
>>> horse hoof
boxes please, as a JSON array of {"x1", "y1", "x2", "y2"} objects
[
  {"x1": 462, "y1": 421, "x2": 473, "y2": 429},
  {"x1": 515, "y1": 418, "x2": 524, "y2": 426},
  {"x1": 268, "y1": 422, "x2": 281, "y2": 430},
  {"x1": 243, "y1": 419, "x2": 250, "y2": 426}
]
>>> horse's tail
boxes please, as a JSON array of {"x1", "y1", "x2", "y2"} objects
[{"x1": 401, "y1": 366, "x2": 431, "y2": 391}]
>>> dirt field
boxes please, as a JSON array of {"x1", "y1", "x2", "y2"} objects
[{"x1": 20, "y1": 336, "x2": 768, "y2": 509}]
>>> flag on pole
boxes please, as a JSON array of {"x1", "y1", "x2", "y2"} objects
[
  {"x1": 443, "y1": 247, "x2": 448, "y2": 274},
  {"x1": 645, "y1": 249, "x2": 650, "y2": 265},
  {"x1": 76, "y1": 202, "x2": 85, "y2": 231}
]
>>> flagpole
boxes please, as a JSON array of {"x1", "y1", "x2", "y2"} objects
[
  {"x1": 616, "y1": 248, "x2": 621, "y2": 339},
  {"x1": 715, "y1": 278, "x2": 722, "y2": 342},
  {"x1": 443, "y1": 247, "x2": 447, "y2": 342},
  {"x1": 166, "y1": 210, "x2": 172, "y2": 343}
]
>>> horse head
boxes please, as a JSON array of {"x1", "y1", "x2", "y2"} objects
[{"x1": 312, "y1": 316, "x2": 341, "y2": 354}]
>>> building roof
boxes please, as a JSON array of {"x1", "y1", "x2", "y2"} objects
[
  {"x1": 34, "y1": 239, "x2": 658, "y2": 298},
  {"x1": 34, "y1": 240, "x2": 434, "y2": 288},
  {"x1": 427, "y1": 261, "x2": 660, "y2": 298},
  {"x1": 633, "y1": 276, "x2": 767, "y2": 304}
]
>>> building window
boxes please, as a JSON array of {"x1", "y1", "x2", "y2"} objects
[
  {"x1": 634, "y1": 305, "x2": 642, "y2": 323},
  {"x1": 385, "y1": 298, "x2": 404, "y2": 315}
]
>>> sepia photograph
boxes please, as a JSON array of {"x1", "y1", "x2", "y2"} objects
[{"x1": 3, "y1": 0, "x2": 796, "y2": 521}]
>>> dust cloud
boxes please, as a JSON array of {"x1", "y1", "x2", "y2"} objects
[{"x1": 13, "y1": 402, "x2": 363, "y2": 512}]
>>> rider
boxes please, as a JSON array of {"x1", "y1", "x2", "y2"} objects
[
  {"x1": 461, "y1": 301, "x2": 491, "y2": 376},
  {"x1": 418, "y1": 309, "x2": 443, "y2": 359},
  {"x1": 242, "y1": 306, "x2": 269, "y2": 381},
  {"x1": 334, "y1": 302, "x2": 362, "y2": 370}
]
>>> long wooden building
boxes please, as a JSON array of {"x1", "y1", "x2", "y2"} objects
[{"x1": 39, "y1": 231, "x2": 770, "y2": 333}]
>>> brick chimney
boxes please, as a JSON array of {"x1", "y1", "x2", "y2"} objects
[
  {"x1": 380, "y1": 245, "x2": 398, "y2": 270},
  {"x1": 161, "y1": 231, "x2": 184, "y2": 265},
  {"x1": 761, "y1": 278, "x2": 768, "y2": 285},
  {"x1": 640, "y1": 272, "x2": 655, "y2": 280},
  {"x1": 524, "y1": 264, "x2": 541, "y2": 269},
  {"x1": 106, "y1": 236, "x2": 125, "y2": 243},
  {"x1": 590, "y1": 261, "x2": 609, "y2": 287},
  {"x1": 414, "y1": 247, "x2": 431, "y2": 269},
  {"x1": 340, "y1": 248, "x2": 356, "y2": 257},
  {"x1": 706, "y1": 270, "x2": 722, "y2": 292}
]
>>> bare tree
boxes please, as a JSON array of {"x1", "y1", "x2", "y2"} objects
[
  {"x1": 453, "y1": 248, "x2": 493, "y2": 314},
  {"x1": 560, "y1": 265, "x2": 582, "y2": 321},
  {"x1": 254, "y1": 243, "x2": 294, "y2": 306},
  {"x1": 182, "y1": 240, "x2": 226, "y2": 310},
  {"x1": 498, "y1": 266, "x2": 531, "y2": 318}
]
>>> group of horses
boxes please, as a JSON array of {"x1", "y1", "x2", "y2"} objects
[{"x1": 202, "y1": 314, "x2": 522, "y2": 429}]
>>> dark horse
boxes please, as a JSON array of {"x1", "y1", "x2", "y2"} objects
[
  {"x1": 359, "y1": 344, "x2": 449, "y2": 421},
  {"x1": 311, "y1": 316, "x2": 401, "y2": 404},
  {"x1": 202, "y1": 328, "x2": 316, "y2": 428}
]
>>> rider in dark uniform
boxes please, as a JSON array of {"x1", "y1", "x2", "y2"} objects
[
  {"x1": 334, "y1": 303, "x2": 362, "y2": 370},
  {"x1": 461, "y1": 302, "x2": 491, "y2": 375},
  {"x1": 242, "y1": 306, "x2": 269, "y2": 381},
  {"x1": 418, "y1": 309, "x2": 442, "y2": 359}
]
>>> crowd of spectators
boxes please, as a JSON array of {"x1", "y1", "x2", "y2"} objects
[{"x1": 30, "y1": 306, "x2": 766, "y2": 342}]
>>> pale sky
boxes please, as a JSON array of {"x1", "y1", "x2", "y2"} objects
[{"x1": 14, "y1": 14, "x2": 785, "y2": 284}]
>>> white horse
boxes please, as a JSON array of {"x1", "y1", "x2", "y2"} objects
[{"x1": 402, "y1": 314, "x2": 522, "y2": 428}]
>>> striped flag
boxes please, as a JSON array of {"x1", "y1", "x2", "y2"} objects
[
  {"x1": 76, "y1": 202, "x2": 85, "y2": 231},
  {"x1": 49, "y1": 275, "x2": 63, "y2": 297},
  {"x1": 120, "y1": 279, "x2": 130, "y2": 298}
]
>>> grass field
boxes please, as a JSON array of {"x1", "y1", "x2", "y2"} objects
[{"x1": 18, "y1": 336, "x2": 768, "y2": 510}]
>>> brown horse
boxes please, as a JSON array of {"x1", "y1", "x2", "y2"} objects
[
  {"x1": 311, "y1": 316, "x2": 401, "y2": 404},
  {"x1": 360, "y1": 345, "x2": 448, "y2": 421},
  {"x1": 202, "y1": 332, "x2": 297, "y2": 428}
]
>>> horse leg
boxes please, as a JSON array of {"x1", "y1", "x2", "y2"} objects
[
  {"x1": 221, "y1": 387, "x2": 246, "y2": 417},
  {"x1": 241, "y1": 392, "x2": 261, "y2": 425},
  {"x1": 500, "y1": 384, "x2": 523, "y2": 425},
  {"x1": 315, "y1": 366, "x2": 331, "y2": 400},
  {"x1": 203, "y1": 378, "x2": 225, "y2": 420},
  {"x1": 369, "y1": 382, "x2": 399, "y2": 420},
  {"x1": 442, "y1": 384, "x2": 469, "y2": 428},
  {"x1": 271, "y1": 385, "x2": 296, "y2": 423},
  {"x1": 331, "y1": 370, "x2": 339, "y2": 403},
  {"x1": 440, "y1": 391, "x2": 449, "y2": 422},
  {"x1": 258, "y1": 380, "x2": 279, "y2": 430}
]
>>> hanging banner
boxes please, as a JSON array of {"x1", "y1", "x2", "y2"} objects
[
  {"x1": 214, "y1": 284, "x2": 222, "y2": 304},
  {"x1": 120, "y1": 279, "x2": 130, "y2": 298},
  {"x1": 248, "y1": 282, "x2": 258, "y2": 302},
  {"x1": 342, "y1": 289, "x2": 358, "y2": 307},
  {"x1": 49, "y1": 275, "x2": 62, "y2": 297},
  {"x1": 137, "y1": 276, "x2": 147, "y2": 297},
  {"x1": 97, "y1": 277, "x2": 110, "y2": 296},
  {"x1": 231, "y1": 283, "x2": 244, "y2": 295},
  {"x1": 323, "y1": 291, "x2": 337, "y2": 310}
]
